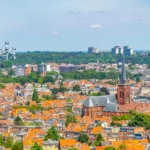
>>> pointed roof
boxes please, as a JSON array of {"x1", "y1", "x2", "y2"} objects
[
  {"x1": 120, "y1": 55, "x2": 127, "y2": 84},
  {"x1": 83, "y1": 95, "x2": 118, "y2": 112}
]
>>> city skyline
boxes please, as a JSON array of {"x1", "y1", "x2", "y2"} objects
[{"x1": 0, "y1": 0, "x2": 150, "y2": 51}]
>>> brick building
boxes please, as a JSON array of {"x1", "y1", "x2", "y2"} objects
[{"x1": 83, "y1": 55, "x2": 150, "y2": 119}]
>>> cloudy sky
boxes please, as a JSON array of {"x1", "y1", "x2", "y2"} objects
[{"x1": 0, "y1": 0, "x2": 150, "y2": 51}]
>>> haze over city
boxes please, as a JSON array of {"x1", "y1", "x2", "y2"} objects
[{"x1": 0, "y1": 0, "x2": 150, "y2": 51}]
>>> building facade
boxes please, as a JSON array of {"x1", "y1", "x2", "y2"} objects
[
  {"x1": 88, "y1": 47, "x2": 100, "y2": 54},
  {"x1": 111, "y1": 46, "x2": 133, "y2": 55},
  {"x1": 117, "y1": 55, "x2": 132, "y2": 105},
  {"x1": 59, "y1": 64, "x2": 80, "y2": 73},
  {"x1": 13, "y1": 65, "x2": 31, "y2": 76}
]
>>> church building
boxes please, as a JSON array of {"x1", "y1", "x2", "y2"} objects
[{"x1": 83, "y1": 56, "x2": 150, "y2": 119}]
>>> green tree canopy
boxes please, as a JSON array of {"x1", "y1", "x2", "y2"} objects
[
  {"x1": 8, "y1": 69, "x2": 14, "y2": 76},
  {"x1": 14, "y1": 116, "x2": 24, "y2": 126},
  {"x1": 119, "y1": 144, "x2": 127, "y2": 150},
  {"x1": 77, "y1": 133, "x2": 89, "y2": 143},
  {"x1": 73, "y1": 84, "x2": 81, "y2": 91},
  {"x1": 0, "y1": 135, "x2": 5, "y2": 146},
  {"x1": 44, "y1": 126, "x2": 60, "y2": 141},
  {"x1": 31, "y1": 142, "x2": 43, "y2": 150},
  {"x1": 0, "y1": 83, "x2": 5, "y2": 89},
  {"x1": 12, "y1": 142, "x2": 23, "y2": 150},
  {"x1": 110, "y1": 121, "x2": 122, "y2": 127},
  {"x1": 104, "y1": 146, "x2": 118, "y2": 150},
  {"x1": 32, "y1": 89, "x2": 39, "y2": 102},
  {"x1": 38, "y1": 77, "x2": 44, "y2": 85},
  {"x1": 5, "y1": 136, "x2": 13, "y2": 148},
  {"x1": 65, "y1": 114, "x2": 77, "y2": 127},
  {"x1": 94, "y1": 134, "x2": 104, "y2": 146}
]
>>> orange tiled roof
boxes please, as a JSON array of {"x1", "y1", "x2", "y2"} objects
[
  {"x1": 59, "y1": 139, "x2": 76, "y2": 148},
  {"x1": 91, "y1": 126, "x2": 103, "y2": 135}
]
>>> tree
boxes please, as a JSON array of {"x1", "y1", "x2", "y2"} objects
[
  {"x1": 14, "y1": 116, "x2": 24, "y2": 126},
  {"x1": 8, "y1": 69, "x2": 14, "y2": 76},
  {"x1": 136, "y1": 77, "x2": 140, "y2": 82},
  {"x1": 73, "y1": 84, "x2": 81, "y2": 91},
  {"x1": 38, "y1": 77, "x2": 43, "y2": 85},
  {"x1": 14, "y1": 96, "x2": 17, "y2": 101},
  {"x1": 65, "y1": 107, "x2": 72, "y2": 113},
  {"x1": 98, "y1": 91, "x2": 105, "y2": 96},
  {"x1": 94, "y1": 134, "x2": 103, "y2": 146},
  {"x1": 43, "y1": 75, "x2": 55, "y2": 83},
  {"x1": 31, "y1": 142, "x2": 43, "y2": 150},
  {"x1": 32, "y1": 89, "x2": 38, "y2": 102},
  {"x1": 77, "y1": 133, "x2": 89, "y2": 143},
  {"x1": 59, "y1": 86, "x2": 68, "y2": 92},
  {"x1": 26, "y1": 101, "x2": 30, "y2": 106},
  {"x1": 65, "y1": 114, "x2": 77, "y2": 127},
  {"x1": 91, "y1": 92, "x2": 100, "y2": 96},
  {"x1": 5, "y1": 136, "x2": 13, "y2": 148},
  {"x1": 12, "y1": 142, "x2": 23, "y2": 150},
  {"x1": 51, "y1": 88, "x2": 59, "y2": 95},
  {"x1": 100, "y1": 87, "x2": 110, "y2": 95},
  {"x1": 119, "y1": 144, "x2": 127, "y2": 150},
  {"x1": 30, "y1": 71, "x2": 38, "y2": 81},
  {"x1": 111, "y1": 121, "x2": 122, "y2": 127},
  {"x1": 0, "y1": 135, "x2": 4, "y2": 146},
  {"x1": 0, "y1": 83, "x2": 5, "y2": 89},
  {"x1": 44, "y1": 126, "x2": 60, "y2": 141},
  {"x1": 104, "y1": 146, "x2": 118, "y2": 150}
]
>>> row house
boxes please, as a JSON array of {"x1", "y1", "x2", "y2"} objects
[{"x1": 103, "y1": 127, "x2": 145, "y2": 140}]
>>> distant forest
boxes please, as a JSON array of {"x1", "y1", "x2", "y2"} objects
[{"x1": 2, "y1": 51, "x2": 150, "y2": 65}]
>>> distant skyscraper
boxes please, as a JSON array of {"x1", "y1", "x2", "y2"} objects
[
  {"x1": 111, "y1": 46, "x2": 123, "y2": 54},
  {"x1": 37, "y1": 63, "x2": 51, "y2": 73},
  {"x1": 88, "y1": 47, "x2": 100, "y2": 54},
  {"x1": 111, "y1": 46, "x2": 133, "y2": 55},
  {"x1": 123, "y1": 46, "x2": 133, "y2": 55}
]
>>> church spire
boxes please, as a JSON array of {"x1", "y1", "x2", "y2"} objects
[
  {"x1": 97, "y1": 57, "x2": 99, "y2": 67},
  {"x1": 120, "y1": 55, "x2": 127, "y2": 84}
]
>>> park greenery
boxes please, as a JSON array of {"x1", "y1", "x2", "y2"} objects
[
  {"x1": 2, "y1": 51, "x2": 149, "y2": 66},
  {"x1": 112, "y1": 111, "x2": 150, "y2": 130},
  {"x1": 61, "y1": 69, "x2": 120, "y2": 80},
  {"x1": 0, "y1": 70, "x2": 56, "y2": 85},
  {"x1": 11, "y1": 52, "x2": 118, "y2": 64}
]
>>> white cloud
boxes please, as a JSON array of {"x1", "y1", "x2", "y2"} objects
[
  {"x1": 90, "y1": 24, "x2": 103, "y2": 29},
  {"x1": 51, "y1": 31, "x2": 59, "y2": 35}
]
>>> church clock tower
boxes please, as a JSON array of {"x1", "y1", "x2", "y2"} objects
[{"x1": 117, "y1": 55, "x2": 131, "y2": 105}]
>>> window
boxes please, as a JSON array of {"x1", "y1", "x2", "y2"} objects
[{"x1": 120, "y1": 91, "x2": 124, "y2": 98}]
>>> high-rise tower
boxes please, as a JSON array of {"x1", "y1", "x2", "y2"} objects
[{"x1": 117, "y1": 55, "x2": 131, "y2": 105}]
